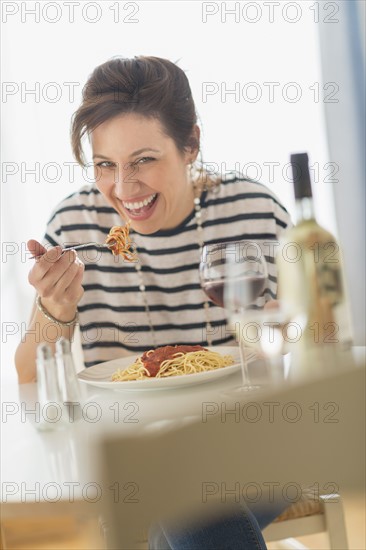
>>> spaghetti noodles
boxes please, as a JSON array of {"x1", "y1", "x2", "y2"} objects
[
  {"x1": 111, "y1": 345, "x2": 235, "y2": 381},
  {"x1": 105, "y1": 222, "x2": 137, "y2": 261}
]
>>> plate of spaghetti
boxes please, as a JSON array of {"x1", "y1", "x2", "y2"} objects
[{"x1": 78, "y1": 345, "x2": 257, "y2": 391}]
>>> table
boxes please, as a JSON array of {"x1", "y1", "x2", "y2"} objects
[
  {"x1": 1, "y1": 354, "x2": 269, "y2": 518},
  {"x1": 1, "y1": 348, "x2": 365, "y2": 525}
]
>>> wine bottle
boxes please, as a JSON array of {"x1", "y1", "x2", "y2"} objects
[{"x1": 277, "y1": 153, "x2": 353, "y2": 378}]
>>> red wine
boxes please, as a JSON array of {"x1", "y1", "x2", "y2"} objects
[
  {"x1": 240, "y1": 276, "x2": 266, "y2": 306},
  {"x1": 202, "y1": 281, "x2": 224, "y2": 307},
  {"x1": 203, "y1": 276, "x2": 266, "y2": 308}
]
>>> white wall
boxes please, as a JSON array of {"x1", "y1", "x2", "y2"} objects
[
  {"x1": 2, "y1": 1, "x2": 338, "y2": 378},
  {"x1": 318, "y1": 0, "x2": 365, "y2": 344}
]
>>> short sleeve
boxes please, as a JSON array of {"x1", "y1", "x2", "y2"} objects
[{"x1": 273, "y1": 197, "x2": 293, "y2": 239}]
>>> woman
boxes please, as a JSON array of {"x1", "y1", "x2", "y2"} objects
[{"x1": 15, "y1": 56, "x2": 291, "y2": 549}]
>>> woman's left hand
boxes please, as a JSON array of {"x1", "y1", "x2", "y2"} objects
[{"x1": 264, "y1": 299, "x2": 280, "y2": 310}]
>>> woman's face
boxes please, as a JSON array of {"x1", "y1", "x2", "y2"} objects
[{"x1": 91, "y1": 113, "x2": 198, "y2": 234}]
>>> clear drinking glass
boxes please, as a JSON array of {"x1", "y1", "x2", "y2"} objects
[
  {"x1": 200, "y1": 240, "x2": 268, "y2": 391},
  {"x1": 36, "y1": 343, "x2": 68, "y2": 431},
  {"x1": 232, "y1": 304, "x2": 308, "y2": 386}
]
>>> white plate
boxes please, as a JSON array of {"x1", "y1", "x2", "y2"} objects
[{"x1": 78, "y1": 346, "x2": 256, "y2": 392}]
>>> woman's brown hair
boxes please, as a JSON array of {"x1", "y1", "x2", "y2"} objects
[{"x1": 71, "y1": 56, "x2": 199, "y2": 166}]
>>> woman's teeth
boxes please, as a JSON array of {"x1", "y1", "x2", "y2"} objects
[{"x1": 122, "y1": 193, "x2": 157, "y2": 212}]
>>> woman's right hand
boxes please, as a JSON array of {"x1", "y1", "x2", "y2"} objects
[{"x1": 27, "y1": 239, "x2": 85, "y2": 320}]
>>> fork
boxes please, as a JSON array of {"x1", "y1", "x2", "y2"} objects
[{"x1": 29, "y1": 241, "x2": 116, "y2": 260}]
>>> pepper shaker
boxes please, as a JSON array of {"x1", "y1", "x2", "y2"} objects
[{"x1": 56, "y1": 337, "x2": 82, "y2": 421}]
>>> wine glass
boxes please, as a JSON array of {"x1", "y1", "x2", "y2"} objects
[{"x1": 199, "y1": 240, "x2": 268, "y2": 391}]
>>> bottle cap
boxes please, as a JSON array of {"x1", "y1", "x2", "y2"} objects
[{"x1": 291, "y1": 153, "x2": 313, "y2": 199}]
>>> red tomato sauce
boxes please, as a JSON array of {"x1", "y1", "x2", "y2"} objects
[{"x1": 141, "y1": 345, "x2": 207, "y2": 377}]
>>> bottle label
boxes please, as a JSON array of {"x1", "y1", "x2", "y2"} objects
[{"x1": 278, "y1": 234, "x2": 353, "y2": 354}]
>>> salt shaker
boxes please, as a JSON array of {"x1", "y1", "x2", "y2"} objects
[
  {"x1": 36, "y1": 343, "x2": 66, "y2": 430},
  {"x1": 56, "y1": 337, "x2": 82, "y2": 421}
]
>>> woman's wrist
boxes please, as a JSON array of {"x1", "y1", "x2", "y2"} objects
[{"x1": 36, "y1": 296, "x2": 79, "y2": 326}]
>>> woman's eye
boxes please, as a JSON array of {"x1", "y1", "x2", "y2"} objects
[
  {"x1": 95, "y1": 161, "x2": 116, "y2": 168},
  {"x1": 135, "y1": 157, "x2": 154, "y2": 165}
]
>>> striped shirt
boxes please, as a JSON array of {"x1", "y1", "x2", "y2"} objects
[{"x1": 44, "y1": 174, "x2": 291, "y2": 367}]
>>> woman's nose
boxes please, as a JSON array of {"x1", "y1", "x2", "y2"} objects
[{"x1": 114, "y1": 162, "x2": 141, "y2": 196}]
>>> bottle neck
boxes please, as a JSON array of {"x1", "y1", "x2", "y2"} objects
[{"x1": 295, "y1": 197, "x2": 315, "y2": 222}]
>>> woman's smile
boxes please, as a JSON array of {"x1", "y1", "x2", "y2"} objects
[{"x1": 118, "y1": 192, "x2": 159, "y2": 220}]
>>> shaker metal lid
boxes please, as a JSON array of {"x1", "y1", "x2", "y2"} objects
[
  {"x1": 56, "y1": 337, "x2": 71, "y2": 355},
  {"x1": 37, "y1": 342, "x2": 53, "y2": 361}
]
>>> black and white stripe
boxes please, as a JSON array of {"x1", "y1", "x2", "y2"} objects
[{"x1": 44, "y1": 175, "x2": 291, "y2": 368}]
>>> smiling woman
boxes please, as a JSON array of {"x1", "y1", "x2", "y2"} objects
[
  {"x1": 14, "y1": 53, "x2": 291, "y2": 550},
  {"x1": 15, "y1": 55, "x2": 291, "y2": 376}
]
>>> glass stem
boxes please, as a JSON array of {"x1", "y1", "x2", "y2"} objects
[{"x1": 238, "y1": 339, "x2": 251, "y2": 386}]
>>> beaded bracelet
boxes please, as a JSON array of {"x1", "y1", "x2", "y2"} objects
[{"x1": 36, "y1": 295, "x2": 79, "y2": 327}]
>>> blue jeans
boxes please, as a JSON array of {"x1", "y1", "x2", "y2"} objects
[{"x1": 148, "y1": 498, "x2": 288, "y2": 550}]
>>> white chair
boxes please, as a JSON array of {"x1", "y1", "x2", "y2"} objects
[
  {"x1": 99, "y1": 364, "x2": 363, "y2": 549},
  {"x1": 264, "y1": 491, "x2": 348, "y2": 549}
]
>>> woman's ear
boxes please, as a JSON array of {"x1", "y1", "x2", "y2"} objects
[{"x1": 187, "y1": 125, "x2": 201, "y2": 159}]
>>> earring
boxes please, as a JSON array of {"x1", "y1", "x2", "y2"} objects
[{"x1": 189, "y1": 161, "x2": 197, "y2": 184}]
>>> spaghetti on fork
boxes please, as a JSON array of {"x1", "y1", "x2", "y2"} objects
[{"x1": 105, "y1": 222, "x2": 137, "y2": 261}]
